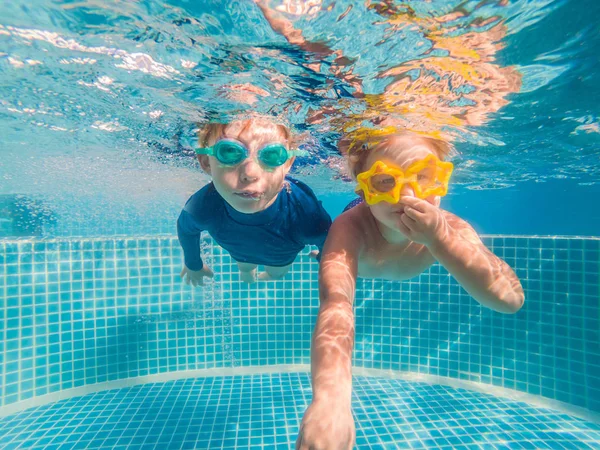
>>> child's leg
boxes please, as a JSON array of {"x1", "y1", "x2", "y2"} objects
[
  {"x1": 236, "y1": 261, "x2": 258, "y2": 283},
  {"x1": 259, "y1": 263, "x2": 293, "y2": 281}
]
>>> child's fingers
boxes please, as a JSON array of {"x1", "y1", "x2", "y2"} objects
[
  {"x1": 198, "y1": 276, "x2": 207, "y2": 287},
  {"x1": 400, "y1": 212, "x2": 418, "y2": 230},
  {"x1": 403, "y1": 206, "x2": 424, "y2": 220},
  {"x1": 400, "y1": 196, "x2": 427, "y2": 211},
  {"x1": 396, "y1": 220, "x2": 412, "y2": 237},
  {"x1": 180, "y1": 268, "x2": 186, "y2": 278},
  {"x1": 399, "y1": 195, "x2": 419, "y2": 204}
]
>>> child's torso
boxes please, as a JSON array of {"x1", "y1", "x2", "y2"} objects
[
  {"x1": 358, "y1": 239, "x2": 435, "y2": 281},
  {"x1": 209, "y1": 214, "x2": 304, "y2": 265},
  {"x1": 198, "y1": 180, "x2": 307, "y2": 266},
  {"x1": 351, "y1": 206, "x2": 437, "y2": 281}
]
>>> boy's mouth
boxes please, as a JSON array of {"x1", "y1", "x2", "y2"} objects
[{"x1": 234, "y1": 190, "x2": 263, "y2": 201}]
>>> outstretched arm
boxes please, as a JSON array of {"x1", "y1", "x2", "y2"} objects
[
  {"x1": 312, "y1": 218, "x2": 359, "y2": 404},
  {"x1": 399, "y1": 196, "x2": 524, "y2": 313},
  {"x1": 296, "y1": 214, "x2": 362, "y2": 450}
]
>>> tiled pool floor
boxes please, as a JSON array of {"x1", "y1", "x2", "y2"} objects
[{"x1": 0, "y1": 373, "x2": 598, "y2": 449}]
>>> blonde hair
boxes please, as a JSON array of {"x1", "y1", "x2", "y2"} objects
[
  {"x1": 340, "y1": 131, "x2": 453, "y2": 179},
  {"x1": 197, "y1": 118, "x2": 293, "y2": 148}
]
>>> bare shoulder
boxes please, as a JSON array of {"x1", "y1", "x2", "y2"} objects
[
  {"x1": 442, "y1": 210, "x2": 482, "y2": 245},
  {"x1": 332, "y1": 205, "x2": 366, "y2": 236},
  {"x1": 326, "y1": 204, "x2": 369, "y2": 248}
]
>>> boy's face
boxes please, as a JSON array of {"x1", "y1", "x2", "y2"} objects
[
  {"x1": 363, "y1": 135, "x2": 442, "y2": 230},
  {"x1": 198, "y1": 119, "x2": 293, "y2": 214}
]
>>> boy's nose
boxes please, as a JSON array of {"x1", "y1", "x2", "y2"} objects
[{"x1": 239, "y1": 159, "x2": 261, "y2": 183}]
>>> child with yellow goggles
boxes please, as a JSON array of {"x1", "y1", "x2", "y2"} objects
[
  {"x1": 356, "y1": 154, "x2": 453, "y2": 205},
  {"x1": 297, "y1": 132, "x2": 525, "y2": 449}
]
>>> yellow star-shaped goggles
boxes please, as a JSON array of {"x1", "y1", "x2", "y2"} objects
[{"x1": 356, "y1": 155, "x2": 454, "y2": 205}]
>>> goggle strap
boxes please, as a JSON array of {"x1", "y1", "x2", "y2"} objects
[
  {"x1": 194, "y1": 148, "x2": 213, "y2": 155},
  {"x1": 260, "y1": 147, "x2": 309, "y2": 158},
  {"x1": 291, "y1": 149, "x2": 309, "y2": 157}
]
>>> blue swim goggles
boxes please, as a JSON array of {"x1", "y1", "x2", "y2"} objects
[{"x1": 195, "y1": 139, "x2": 308, "y2": 169}]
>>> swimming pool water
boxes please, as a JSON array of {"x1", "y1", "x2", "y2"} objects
[{"x1": 1, "y1": 0, "x2": 600, "y2": 448}]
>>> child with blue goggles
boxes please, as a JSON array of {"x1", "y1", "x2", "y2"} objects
[
  {"x1": 177, "y1": 117, "x2": 331, "y2": 285},
  {"x1": 195, "y1": 139, "x2": 308, "y2": 170}
]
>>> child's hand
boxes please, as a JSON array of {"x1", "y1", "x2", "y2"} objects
[
  {"x1": 397, "y1": 196, "x2": 449, "y2": 246},
  {"x1": 296, "y1": 401, "x2": 355, "y2": 450},
  {"x1": 180, "y1": 265, "x2": 214, "y2": 287},
  {"x1": 308, "y1": 250, "x2": 319, "y2": 260}
]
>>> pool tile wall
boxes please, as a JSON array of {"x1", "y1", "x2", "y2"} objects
[
  {"x1": 353, "y1": 238, "x2": 600, "y2": 412},
  {"x1": 0, "y1": 236, "x2": 598, "y2": 413}
]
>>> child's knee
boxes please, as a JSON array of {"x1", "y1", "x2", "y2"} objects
[
  {"x1": 265, "y1": 264, "x2": 292, "y2": 279},
  {"x1": 236, "y1": 261, "x2": 257, "y2": 273}
]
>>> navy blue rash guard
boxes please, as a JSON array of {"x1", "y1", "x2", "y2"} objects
[{"x1": 177, "y1": 177, "x2": 332, "y2": 270}]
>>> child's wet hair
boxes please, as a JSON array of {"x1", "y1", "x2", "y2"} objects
[
  {"x1": 340, "y1": 131, "x2": 453, "y2": 179},
  {"x1": 197, "y1": 119, "x2": 293, "y2": 148}
]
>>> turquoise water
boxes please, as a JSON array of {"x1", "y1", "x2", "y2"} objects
[
  {"x1": 1, "y1": 0, "x2": 600, "y2": 449},
  {"x1": 1, "y1": 0, "x2": 599, "y2": 237}
]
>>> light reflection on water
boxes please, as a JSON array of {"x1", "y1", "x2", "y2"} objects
[{"x1": 0, "y1": 0, "x2": 599, "y2": 233}]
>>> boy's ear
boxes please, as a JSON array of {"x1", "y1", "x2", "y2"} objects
[
  {"x1": 197, "y1": 155, "x2": 211, "y2": 174},
  {"x1": 281, "y1": 156, "x2": 295, "y2": 174}
]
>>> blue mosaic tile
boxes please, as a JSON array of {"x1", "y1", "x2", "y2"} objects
[
  {"x1": 0, "y1": 235, "x2": 599, "y2": 425},
  {"x1": 0, "y1": 374, "x2": 599, "y2": 449}
]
